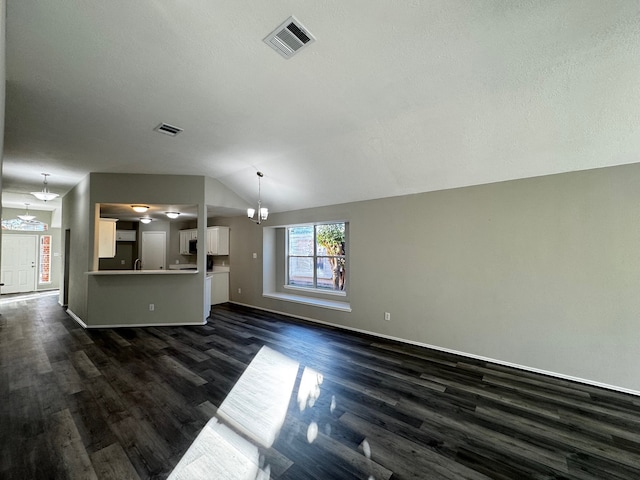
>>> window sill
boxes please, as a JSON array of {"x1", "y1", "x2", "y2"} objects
[
  {"x1": 263, "y1": 292, "x2": 352, "y2": 312},
  {"x1": 283, "y1": 285, "x2": 346, "y2": 297}
]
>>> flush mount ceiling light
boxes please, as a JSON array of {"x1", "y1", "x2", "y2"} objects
[
  {"x1": 132, "y1": 205, "x2": 149, "y2": 213},
  {"x1": 18, "y1": 203, "x2": 36, "y2": 221},
  {"x1": 247, "y1": 171, "x2": 268, "y2": 225},
  {"x1": 165, "y1": 212, "x2": 180, "y2": 219},
  {"x1": 140, "y1": 217, "x2": 153, "y2": 224},
  {"x1": 31, "y1": 173, "x2": 59, "y2": 202}
]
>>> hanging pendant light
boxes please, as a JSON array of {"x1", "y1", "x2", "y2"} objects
[
  {"x1": 31, "y1": 173, "x2": 59, "y2": 202},
  {"x1": 247, "y1": 171, "x2": 268, "y2": 225},
  {"x1": 18, "y1": 203, "x2": 36, "y2": 221}
]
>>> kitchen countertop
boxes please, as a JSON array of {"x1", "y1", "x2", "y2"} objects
[
  {"x1": 207, "y1": 266, "x2": 230, "y2": 275},
  {"x1": 88, "y1": 265, "x2": 229, "y2": 276},
  {"x1": 87, "y1": 269, "x2": 199, "y2": 275}
]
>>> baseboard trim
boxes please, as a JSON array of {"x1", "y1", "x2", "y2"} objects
[
  {"x1": 229, "y1": 301, "x2": 640, "y2": 397},
  {"x1": 90, "y1": 323, "x2": 206, "y2": 328},
  {"x1": 66, "y1": 309, "x2": 87, "y2": 328},
  {"x1": 65, "y1": 308, "x2": 206, "y2": 329},
  {"x1": 84, "y1": 321, "x2": 207, "y2": 329}
]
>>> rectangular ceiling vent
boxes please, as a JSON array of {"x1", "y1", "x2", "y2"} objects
[
  {"x1": 154, "y1": 123, "x2": 183, "y2": 137},
  {"x1": 264, "y1": 16, "x2": 315, "y2": 59}
]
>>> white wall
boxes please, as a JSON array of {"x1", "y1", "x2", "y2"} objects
[{"x1": 222, "y1": 163, "x2": 640, "y2": 394}]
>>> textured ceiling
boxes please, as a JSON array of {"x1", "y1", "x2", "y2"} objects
[{"x1": 3, "y1": 1, "x2": 639, "y2": 213}]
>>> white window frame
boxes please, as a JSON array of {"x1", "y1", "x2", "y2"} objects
[{"x1": 285, "y1": 223, "x2": 347, "y2": 296}]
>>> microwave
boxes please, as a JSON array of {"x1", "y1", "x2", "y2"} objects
[{"x1": 188, "y1": 239, "x2": 197, "y2": 254}]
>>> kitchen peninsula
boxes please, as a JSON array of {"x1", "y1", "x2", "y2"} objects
[
  {"x1": 62, "y1": 173, "x2": 247, "y2": 330},
  {"x1": 81, "y1": 267, "x2": 206, "y2": 329}
]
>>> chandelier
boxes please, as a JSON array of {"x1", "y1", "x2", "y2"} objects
[
  {"x1": 31, "y1": 173, "x2": 59, "y2": 202},
  {"x1": 18, "y1": 203, "x2": 36, "y2": 221},
  {"x1": 247, "y1": 171, "x2": 268, "y2": 224}
]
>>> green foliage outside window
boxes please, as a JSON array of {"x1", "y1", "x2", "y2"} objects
[{"x1": 316, "y1": 223, "x2": 346, "y2": 291}]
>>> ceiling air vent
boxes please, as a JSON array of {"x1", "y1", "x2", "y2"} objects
[
  {"x1": 264, "y1": 16, "x2": 315, "y2": 59},
  {"x1": 154, "y1": 123, "x2": 183, "y2": 137}
]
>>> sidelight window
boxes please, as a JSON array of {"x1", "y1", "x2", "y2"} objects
[{"x1": 39, "y1": 235, "x2": 52, "y2": 284}]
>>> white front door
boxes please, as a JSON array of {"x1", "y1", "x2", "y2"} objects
[
  {"x1": 141, "y1": 231, "x2": 166, "y2": 270},
  {"x1": 1, "y1": 235, "x2": 38, "y2": 294}
]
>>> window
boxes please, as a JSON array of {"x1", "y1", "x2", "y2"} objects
[
  {"x1": 39, "y1": 235, "x2": 52, "y2": 284},
  {"x1": 287, "y1": 223, "x2": 346, "y2": 292},
  {"x1": 1, "y1": 218, "x2": 48, "y2": 231}
]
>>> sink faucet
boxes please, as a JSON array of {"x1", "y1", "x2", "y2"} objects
[{"x1": 134, "y1": 258, "x2": 141, "y2": 270}]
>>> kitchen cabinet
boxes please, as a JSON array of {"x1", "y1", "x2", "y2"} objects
[
  {"x1": 210, "y1": 271, "x2": 229, "y2": 305},
  {"x1": 98, "y1": 219, "x2": 118, "y2": 258},
  {"x1": 206, "y1": 227, "x2": 229, "y2": 255},
  {"x1": 179, "y1": 229, "x2": 197, "y2": 255},
  {"x1": 116, "y1": 229, "x2": 136, "y2": 242}
]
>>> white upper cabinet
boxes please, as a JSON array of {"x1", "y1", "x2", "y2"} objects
[
  {"x1": 179, "y1": 227, "x2": 228, "y2": 255},
  {"x1": 98, "y1": 218, "x2": 118, "y2": 258},
  {"x1": 207, "y1": 227, "x2": 229, "y2": 255},
  {"x1": 179, "y1": 229, "x2": 197, "y2": 255},
  {"x1": 116, "y1": 230, "x2": 136, "y2": 242}
]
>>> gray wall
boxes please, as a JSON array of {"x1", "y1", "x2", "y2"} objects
[
  {"x1": 61, "y1": 174, "x2": 92, "y2": 319},
  {"x1": 221, "y1": 163, "x2": 640, "y2": 394},
  {"x1": 0, "y1": 0, "x2": 6, "y2": 271}
]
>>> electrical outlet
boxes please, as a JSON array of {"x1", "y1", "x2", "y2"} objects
[
  {"x1": 384, "y1": 312, "x2": 391, "y2": 321},
  {"x1": 252, "y1": 252, "x2": 257, "y2": 259},
  {"x1": 149, "y1": 303, "x2": 155, "y2": 311},
  {"x1": 238, "y1": 288, "x2": 242, "y2": 294},
  {"x1": 120, "y1": 260, "x2": 125, "y2": 265}
]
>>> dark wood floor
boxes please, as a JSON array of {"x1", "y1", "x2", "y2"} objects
[{"x1": 2, "y1": 293, "x2": 640, "y2": 479}]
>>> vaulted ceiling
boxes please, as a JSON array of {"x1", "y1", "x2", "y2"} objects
[{"x1": 3, "y1": 1, "x2": 639, "y2": 214}]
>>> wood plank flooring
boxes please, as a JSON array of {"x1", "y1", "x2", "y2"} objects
[{"x1": 1, "y1": 293, "x2": 640, "y2": 479}]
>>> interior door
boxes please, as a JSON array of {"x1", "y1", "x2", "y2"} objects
[
  {"x1": 63, "y1": 229, "x2": 71, "y2": 306},
  {"x1": 1, "y1": 235, "x2": 38, "y2": 294},
  {"x1": 141, "y1": 231, "x2": 166, "y2": 270}
]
